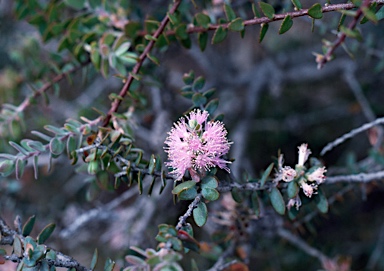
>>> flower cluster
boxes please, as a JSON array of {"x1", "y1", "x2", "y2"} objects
[
  {"x1": 275, "y1": 144, "x2": 327, "y2": 209},
  {"x1": 164, "y1": 110, "x2": 231, "y2": 181}
]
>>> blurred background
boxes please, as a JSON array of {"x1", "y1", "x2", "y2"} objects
[{"x1": 1, "y1": 0, "x2": 384, "y2": 270}]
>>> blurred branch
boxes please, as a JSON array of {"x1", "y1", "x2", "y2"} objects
[
  {"x1": 277, "y1": 227, "x2": 330, "y2": 263},
  {"x1": 326, "y1": 170, "x2": 384, "y2": 184},
  {"x1": 367, "y1": 222, "x2": 384, "y2": 270},
  {"x1": 206, "y1": 243, "x2": 236, "y2": 271},
  {"x1": 321, "y1": 117, "x2": 384, "y2": 156},
  {"x1": 59, "y1": 186, "x2": 139, "y2": 238},
  {"x1": 102, "y1": 0, "x2": 182, "y2": 127}
]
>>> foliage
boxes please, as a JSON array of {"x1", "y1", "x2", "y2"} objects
[{"x1": 0, "y1": 0, "x2": 384, "y2": 270}]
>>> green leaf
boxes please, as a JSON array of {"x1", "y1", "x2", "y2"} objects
[
  {"x1": 124, "y1": 21, "x2": 141, "y2": 38},
  {"x1": 251, "y1": 192, "x2": 261, "y2": 217},
  {"x1": 63, "y1": 0, "x2": 85, "y2": 10},
  {"x1": 193, "y1": 76, "x2": 205, "y2": 90},
  {"x1": 260, "y1": 163, "x2": 274, "y2": 187},
  {"x1": 228, "y1": 18, "x2": 244, "y2": 32},
  {"x1": 224, "y1": 4, "x2": 236, "y2": 21},
  {"x1": 13, "y1": 235, "x2": 23, "y2": 257},
  {"x1": 49, "y1": 137, "x2": 65, "y2": 156},
  {"x1": 15, "y1": 158, "x2": 26, "y2": 180},
  {"x1": 192, "y1": 93, "x2": 207, "y2": 107},
  {"x1": 252, "y1": 3, "x2": 261, "y2": 18},
  {"x1": 175, "y1": 24, "x2": 188, "y2": 40},
  {"x1": 259, "y1": 23, "x2": 269, "y2": 43},
  {"x1": 287, "y1": 181, "x2": 299, "y2": 199},
  {"x1": 308, "y1": 3, "x2": 323, "y2": 19},
  {"x1": 361, "y1": 6, "x2": 378, "y2": 24},
  {"x1": 172, "y1": 181, "x2": 196, "y2": 195},
  {"x1": 195, "y1": 13, "x2": 211, "y2": 29},
  {"x1": 37, "y1": 223, "x2": 56, "y2": 244},
  {"x1": 315, "y1": 189, "x2": 328, "y2": 213},
  {"x1": 104, "y1": 258, "x2": 115, "y2": 271},
  {"x1": 179, "y1": 187, "x2": 198, "y2": 200},
  {"x1": 90, "y1": 248, "x2": 98, "y2": 270},
  {"x1": 201, "y1": 176, "x2": 218, "y2": 189},
  {"x1": 198, "y1": 32, "x2": 208, "y2": 51},
  {"x1": 279, "y1": 15, "x2": 293, "y2": 34},
  {"x1": 376, "y1": 6, "x2": 384, "y2": 21},
  {"x1": 205, "y1": 98, "x2": 219, "y2": 116},
  {"x1": 291, "y1": 0, "x2": 302, "y2": 9},
  {"x1": 211, "y1": 26, "x2": 227, "y2": 44},
  {"x1": 183, "y1": 70, "x2": 195, "y2": 85},
  {"x1": 259, "y1": 2, "x2": 275, "y2": 20},
  {"x1": 202, "y1": 187, "x2": 220, "y2": 201},
  {"x1": 269, "y1": 187, "x2": 286, "y2": 215},
  {"x1": 0, "y1": 159, "x2": 15, "y2": 177},
  {"x1": 231, "y1": 187, "x2": 243, "y2": 203},
  {"x1": 340, "y1": 26, "x2": 362, "y2": 41},
  {"x1": 193, "y1": 202, "x2": 208, "y2": 227},
  {"x1": 22, "y1": 215, "x2": 36, "y2": 236}
]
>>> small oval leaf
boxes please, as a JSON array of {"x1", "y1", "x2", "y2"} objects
[
  {"x1": 259, "y1": 2, "x2": 275, "y2": 20},
  {"x1": 315, "y1": 188, "x2": 328, "y2": 213},
  {"x1": 279, "y1": 15, "x2": 293, "y2": 34},
  {"x1": 22, "y1": 215, "x2": 36, "y2": 236},
  {"x1": 308, "y1": 3, "x2": 323, "y2": 19},
  {"x1": 37, "y1": 223, "x2": 56, "y2": 244},
  {"x1": 287, "y1": 181, "x2": 299, "y2": 199},
  {"x1": 211, "y1": 26, "x2": 227, "y2": 44},
  {"x1": 172, "y1": 181, "x2": 197, "y2": 195},
  {"x1": 193, "y1": 202, "x2": 208, "y2": 227},
  {"x1": 259, "y1": 23, "x2": 269, "y2": 43},
  {"x1": 269, "y1": 187, "x2": 286, "y2": 215},
  {"x1": 202, "y1": 187, "x2": 220, "y2": 201}
]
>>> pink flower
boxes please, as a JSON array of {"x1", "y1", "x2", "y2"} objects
[
  {"x1": 164, "y1": 109, "x2": 231, "y2": 180},
  {"x1": 297, "y1": 143, "x2": 311, "y2": 166},
  {"x1": 280, "y1": 166, "x2": 297, "y2": 182},
  {"x1": 306, "y1": 167, "x2": 327, "y2": 184},
  {"x1": 299, "y1": 181, "x2": 317, "y2": 198}
]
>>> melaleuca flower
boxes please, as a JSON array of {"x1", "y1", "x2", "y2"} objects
[
  {"x1": 297, "y1": 143, "x2": 311, "y2": 167},
  {"x1": 275, "y1": 143, "x2": 326, "y2": 198},
  {"x1": 164, "y1": 109, "x2": 231, "y2": 181},
  {"x1": 281, "y1": 166, "x2": 297, "y2": 182},
  {"x1": 306, "y1": 167, "x2": 327, "y2": 184}
]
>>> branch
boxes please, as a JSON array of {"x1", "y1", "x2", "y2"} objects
[
  {"x1": 175, "y1": 193, "x2": 202, "y2": 230},
  {"x1": 321, "y1": 116, "x2": 384, "y2": 156},
  {"x1": 316, "y1": 0, "x2": 376, "y2": 69},
  {"x1": 163, "y1": 1, "x2": 383, "y2": 36},
  {"x1": 102, "y1": 0, "x2": 182, "y2": 127},
  {"x1": 277, "y1": 227, "x2": 330, "y2": 264},
  {"x1": 0, "y1": 217, "x2": 90, "y2": 271},
  {"x1": 325, "y1": 170, "x2": 384, "y2": 184}
]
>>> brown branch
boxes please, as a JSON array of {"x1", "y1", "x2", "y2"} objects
[
  {"x1": 102, "y1": 0, "x2": 182, "y2": 127},
  {"x1": 317, "y1": 0, "x2": 376, "y2": 69},
  {"x1": 163, "y1": 1, "x2": 383, "y2": 36},
  {"x1": 16, "y1": 60, "x2": 90, "y2": 114}
]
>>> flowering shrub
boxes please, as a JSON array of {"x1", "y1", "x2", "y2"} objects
[{"x1": 0, "y1": 0, "x2": 384, "y2": 271}]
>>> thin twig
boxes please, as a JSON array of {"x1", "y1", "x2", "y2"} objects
[
  {"x1": 175, "y1": 193, "x2": 202, "y2": 230},
  {"x1": 102, "y1": 0, "x2": 182, "y2": 127},
  {"x1": 277, "y1": 227, "x2": 330, "y2": 263},
  {"x1": 325, "y1": 170, "x2": 384, "y2": 184},
  {"x1": 317, "y1": 0, "x2": 375, "y2": 69},
  {"x1": 206, "y1": 242, "x2": 236, "y2": 271},
  {"x1": 321, "y1": 117, "x2": 384, "y2": 156},
  {"x1": 16, "y1": 61, "x2": 90, "y2": 114},
  {"x1": 161, "y1": 1, "x2": 384, "y2": 37}
]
